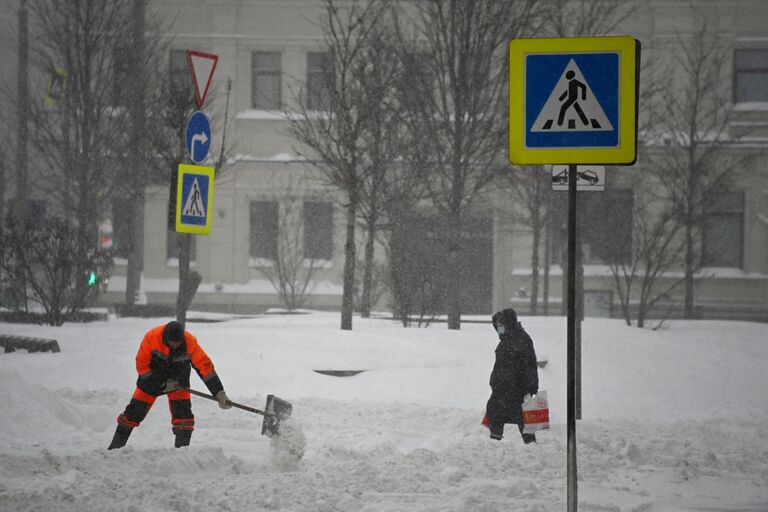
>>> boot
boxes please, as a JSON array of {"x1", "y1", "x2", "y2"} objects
[
  {"x1": 489, "y1": 422, "x2": 504, "y2": 441},
  {"x1": 108, "y1": 425, "x2": 133, "y2": 450},
  {"x1": 522, "y1": 433, "x2": 537, "y2": 444},
  {"x1": 174, "y1": 429, "x2": 192, "y2": 448}
]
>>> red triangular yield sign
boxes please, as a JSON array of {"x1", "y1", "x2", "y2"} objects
[{"x1": 188, "y1": 50, "x2": 219, "y2": 108}]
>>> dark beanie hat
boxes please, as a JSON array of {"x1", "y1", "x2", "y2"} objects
[
  {"x1": 163, "y1": 321, "x2": 185, "y2": 343},
  {"x1": 492, "y1": 308, "x2": 518, "y2": 330}
]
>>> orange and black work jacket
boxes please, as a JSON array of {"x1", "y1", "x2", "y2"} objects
[{"x1": 135, "y1": 324, "x2": 224, "y2": 397}]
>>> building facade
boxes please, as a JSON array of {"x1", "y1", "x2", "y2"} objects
[
  {"x1": 127, "y1": 0, "x2": 768, "y2": 320},
  {"x1": 3, "y1": 0, "x2": 766, "y2": 320}
]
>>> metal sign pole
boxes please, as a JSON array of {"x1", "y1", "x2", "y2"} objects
[{"x1": 567, "y1": 164, "x2": 578, "y2": 512}]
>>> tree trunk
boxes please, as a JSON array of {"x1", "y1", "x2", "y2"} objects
[
  {"x1": 125, "y1": 195, "x2": 143, "y2": 305},
  {"x1": 126, "y1": 0, "x2": 146, "y2": 307},
  {"x1": 684, "y1": 222, "x2": 695, "y2": 318},
  {"x1": 361, "y1": 222, "x2": 375, "y2": 318},
  {"x1": 388, "y1": 220, "x2": 411, "y2": 326},
  {"x1": 446, "y1": 211, "x2": 461, "y2": 330},
  {"x1": 15, "y1": 2, "x2": 29, "y2": 220},
  {"x1": 341, "y1": 201, "x2": 357, "y2": 330}
]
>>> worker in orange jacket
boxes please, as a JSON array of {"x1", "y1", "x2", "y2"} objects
[{"x1": 108, "y1": 321, "x2": 231, "y2": 449}]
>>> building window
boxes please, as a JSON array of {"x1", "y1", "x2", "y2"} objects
[
  {"x1": 549, "y1": 190, "x2": 633, "y2": 266},
  {"x1": 111, "y1": 198, "x2": 131, "y2": 260},
  {"x1": 400, "y1": 52, "x2": 433, "y2": 111},
  {"x1": 251, "y1": 51, "x2": 282, "y2": 110},
  {"x1": 703, "y1": 192, "x2": 743, "y2": 268},
  {"x1": 113, "y1": 45, "x2": 131, "y2": 106},
  {"x1": 169, "y1": 49, "x2": 194, "y2": 106},
  {"x1": 166, "y1": 232, "x2": 196, "y2": 262},
  {"x1": 734, "y1": 49, "x2": 768, "y2": 103},
  {"x1": 582, "y1": 190, "x2": 633, "y2": 265},
  {"x1": 303, "y1": 201, "x2": 333, "y2": 260},
  {"x1": 250, "y1": 201, "x2": 278, "y2": 260},
  {"x1": 307, "y1": 52, "x2": 333, "y2": 110}
]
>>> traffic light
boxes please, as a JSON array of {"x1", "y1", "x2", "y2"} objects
[{"x1": 88, "y1": 271, "x2": 97, "y2": 287}]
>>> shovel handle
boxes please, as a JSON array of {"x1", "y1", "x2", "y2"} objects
[{"x1": 187, "y1": 388, "x2": 266, "y2": 416}]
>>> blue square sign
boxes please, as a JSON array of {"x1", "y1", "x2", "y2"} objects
[
  {"x1": 174, "y1": 163, "x2": 215, "y2": 235},
  {"x1": 180, "y1": 172, "x2": 209, "y2": 226},
  {"x1": 509, "y1": 36, "x2": 639, "y2": 165},
  {"x1": 525, "y1": 53, "x2": 619, "y2": 149}
]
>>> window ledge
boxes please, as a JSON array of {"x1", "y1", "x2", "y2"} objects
[
  {"x1": 303, "y1": 258, "x2": 333, "y2": 269},
  {"x1": 732, "y1": 102, "x2": 768, "y2": 112},
  {"x1": 166, "y1": 258, "x2": 197, "y2": 268},
  {"x1": 236, "y1": 110, "x2": 288, "y2": 121},
  {"x1": 249, "y1": 257, "x2": 275, "y2": 268}
]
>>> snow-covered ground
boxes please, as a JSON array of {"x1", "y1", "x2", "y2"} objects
[{"x1": 0, "y1": 311, "x2": 767, "y2": 511}]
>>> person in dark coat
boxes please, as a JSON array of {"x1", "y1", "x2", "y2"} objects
[{"x1": 485, "y1": 308, "x2": 539, "y2": 443}]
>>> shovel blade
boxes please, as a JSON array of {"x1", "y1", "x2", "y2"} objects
[{"x1": 261, "y1": 394, "x2": 293, "y2": 437}]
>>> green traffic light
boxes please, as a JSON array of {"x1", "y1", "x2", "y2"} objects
[{"x1": 88, "y1": 271, "x2": 97, "y2": 287}]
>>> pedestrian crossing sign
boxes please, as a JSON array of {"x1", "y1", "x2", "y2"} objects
[
  {"x1": 174, "y1": 163, "x2": 215, "y2": 235},
  {"x1": 509, "y1": 36, "x2": 640, "y2": 165}
]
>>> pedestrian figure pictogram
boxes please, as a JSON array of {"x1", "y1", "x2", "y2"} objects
[
  {"x1": 182, "y1": 178, "x2": 205, "y2": 217},
  {"x1": 558, "y1": 70, "x2": 589, "y2": 128},
  {"x1": 509, "y1": 35, "x2": 639, "y2": 165},
  {"x1": 531, "y1": 59, "x2": 612, "y2": 133}
]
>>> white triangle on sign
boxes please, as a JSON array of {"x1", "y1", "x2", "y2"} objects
[
  {"x1": 182, "y1": 178, "x2": 206, "y2": 218},
  {"x1": 531, "y1": 59, "x2": 613, "y2": 133},
  {"x1": 188, "y1": 50, "x2": 218, "y2": 108}
]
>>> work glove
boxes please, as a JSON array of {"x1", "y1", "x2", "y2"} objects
[
  {"x1": 215, "y1": 390, "x2": 232, "y2": 409},
  {"x1": 163, "y1": 379, "x2": 181, "y2": 393}
]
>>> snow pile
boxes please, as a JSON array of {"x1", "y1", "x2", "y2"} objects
[
  {"x1": 0, "y1": 312, "x2": 767, "y2": 511},
  {"x1": 270, "y1": 418, "x2": 307, "y2": 470}
]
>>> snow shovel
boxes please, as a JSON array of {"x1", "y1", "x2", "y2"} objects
[{"x1": 188, "y1": 388, "x2": 293, "y2": 437}]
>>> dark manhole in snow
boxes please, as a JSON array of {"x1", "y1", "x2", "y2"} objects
[{"x1": 313, "y1": 370, "x2": 366, "y2": 377}]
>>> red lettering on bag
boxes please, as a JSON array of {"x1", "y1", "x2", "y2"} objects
[{"x1": 523, "y1": 409, "x2": 550, "y2": 424}]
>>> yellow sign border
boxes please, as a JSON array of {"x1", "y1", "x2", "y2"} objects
[
  {"x1": 509, "y1": 36, "x2": 639, "y2": 165},
  {"x1": 45, "y1": 66, "x2": 68, "y2": 106},
  {"x1": 175, "y1": 163, "x2": 215, "y2": 235}
]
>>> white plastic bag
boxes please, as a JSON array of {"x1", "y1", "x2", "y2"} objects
[{"x1": 522, "y1": 390, "x2": 550, "y2": 434}]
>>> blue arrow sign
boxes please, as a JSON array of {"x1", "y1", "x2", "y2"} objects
[{"x1": 185, "y1": 110, "x2": 211, "y2": 164}]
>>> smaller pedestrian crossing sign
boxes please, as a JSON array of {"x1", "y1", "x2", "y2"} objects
[
  {"x1": 174, "y1": 163, "x2": 215, "y2": 235},
  {"x1": 509, "y1": 36, "x2": 640, "y2": 165}
]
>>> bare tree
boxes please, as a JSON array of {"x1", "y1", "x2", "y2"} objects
[
  {"x1": 287, "y1": 0, "x2": 390, "y2": 330},
  {"x1": 648, "y1": 22, "x2": 752, "y2": 318},
  {"x1": 0, "y1": 213, "x2": 112, "y2": 325},
  {"x1": 395, "y1": 0, "x2": 539, "y2": 329},
  {"x1": 500, "y1": 0, "x2": 635, "y2": 316},
  {"x1": 498, "y1": 167, "x2": 550, "y2": 315},
  {"x1": 605, "y1": 177, "x2": 686, "y2": 327},
  {"x1": 543, "y1": 0, "x2": 634, "y2": 38},
  {"x1": 8, "y1": 0, "x2": 137, "y2": 317},
  {"x1": 255, "y1": 186, "x2": 324, "y2": 311},
  {"x1": 355, "y1": 11, "x2": 403, "y2": 318}
]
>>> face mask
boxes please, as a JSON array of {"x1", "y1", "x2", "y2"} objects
[{"x1": 496, "y1": 326, "x2": 506, "y2": 335}]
